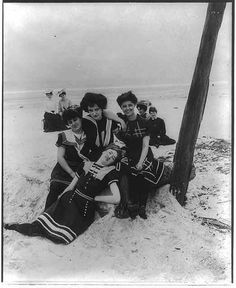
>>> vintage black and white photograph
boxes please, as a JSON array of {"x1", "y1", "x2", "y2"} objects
[{"x1": 3, "y1": 2, "x2": 232, "y2": 285}]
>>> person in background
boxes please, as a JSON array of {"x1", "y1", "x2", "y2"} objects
[
  {"x1": 80, "y1": 92, "x2": 125, "y2": 161},
  {"x1": 148, "y1": 106, "x2": 176, "y2": 148},
  {"x1": 115, "y1": 91, "x2": 165, "y2": 220},
  {"x1": 4, "y1": 144, "x2": 122, "y2": 245},
  {"x1": 58, "y1": 89, "x2": 73, "y2": 116},
  {"x1": 43, "y1": 91, "x2": 62, "y2": 132},
  {"x1": 44, "y1": 106, "x2": 90, "y2": 209},
  {"x1": 136, "y1": 101, "x2": 150, "y2": 120}
]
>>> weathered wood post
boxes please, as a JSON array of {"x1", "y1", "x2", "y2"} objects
[{"x1": 170, "y1": 2, "x2": 226, "y2": 206}]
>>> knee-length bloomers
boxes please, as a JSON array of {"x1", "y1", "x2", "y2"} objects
[{"x1": 34, "y1": 161, "x2": 118, "y2": 244}]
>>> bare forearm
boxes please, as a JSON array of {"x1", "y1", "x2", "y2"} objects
[
  {"x1": 103, "y1": 109, "x2": 126, "y2": 131},
  {"x1": 58, "y1": 158, "x2": 74, "y2": 177},
  {"x1": 94, "y1": 183, "x2": 120, "y2": 204},
  {"x1": 138, "y1": 136, "x2": 150, "y2": 164},
  {"x1": 94, "y1": 195, "x2": 118, "y2": 204}
]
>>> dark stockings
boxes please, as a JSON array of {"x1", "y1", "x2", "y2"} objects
[{"x1": 128, "y1": 175, "x2": 150, "y2": 219}]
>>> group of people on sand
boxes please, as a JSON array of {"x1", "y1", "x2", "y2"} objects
[
  {"x1": 43, "y1": 89, "x2": 72, "y2": 132},
  {"x1": 5, "y1": 91, "x2": 180, "y2": 245}
]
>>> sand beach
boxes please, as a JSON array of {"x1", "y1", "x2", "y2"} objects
[{"x1": 2, "y1": 82, "x2": 232, "y2": 284}]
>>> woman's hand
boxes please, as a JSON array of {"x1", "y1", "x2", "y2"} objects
[
  {"x1": 103, "y1": 109, "x2": 127, "y2": 131},
  {"x1": 69, "y1": 171, "x2": 76, "y2": 178},
  {"x1": 136, "y1": 161, "x2": 143, "y2": 171}
]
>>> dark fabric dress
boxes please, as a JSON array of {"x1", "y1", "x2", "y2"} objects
[
  {"x1": 45, "y1": 129, "x2": 90, "y2": 209},
  {"x1": 117, "y1": 114, "x2": 164, "y2": 185},
  {"x1": 147, "y1": 117, "x2": 176, "y2": 146},
  {"x1": 82, "y1": 115, "x2": 118, "y2": 161},
  {"x1": 5, "y1": 162, "x2": 119, "y2": 245},
  {"x1": 115, "y1": 114, "x2": 165, "y2": 218},
  {"x1": 43, "y1": 112, "x2": 64, "y2": 132}
]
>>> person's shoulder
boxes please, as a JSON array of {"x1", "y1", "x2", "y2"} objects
[
  {"x1": 55, "y1": 132, "x2": 66, "y2": 146},
  {"x1": 156, "y1": 117, "x2": 165, "y2": 123},
  {"x1": 137, "y1": 114, "x2": 148, "y2": 124},
  {"x1": 117, "y1": 112, "x2": 127, "y2": 121},
  {"x1": 82, "y1": 115, "x2": 96, "y2": 126}
]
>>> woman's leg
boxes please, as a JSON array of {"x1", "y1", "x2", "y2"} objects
[
  {"x1": 4, "y1": 221, "x2": 66, "y2": 244},
  {"x1": 4, "y1": 221, "x2": 43, "y2": 237},
  {"x1": 44, "y1": 181, "x2": 68, "y2": 210},
  {"x1": 127, "y1": 175, "x2": 140, "y2": 219},
  {"x1": 138, "y1": 177, "x2": 152, "y2": 219},
  {"x1": 114, "y1": 174, "x2": 130, "y2": 219}
]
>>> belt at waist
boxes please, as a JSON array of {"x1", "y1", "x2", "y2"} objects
[{"x1": 75, "y1": 189, "x2": 94, "y2": 202}]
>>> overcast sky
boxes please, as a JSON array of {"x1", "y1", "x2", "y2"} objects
[{"x1": 4, "y1": 3, "x2": 232, "y2": 92}]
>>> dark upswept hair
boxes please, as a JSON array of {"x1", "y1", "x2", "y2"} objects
[
  {"x1": 116, "y1": 91, "x2": 138, "y2": 107},
  {"x1": 80, "y1": 92, "x2": 107, "y2": 112},
  {"x1": 62, "y1": 106, "x2": 83, "y2": 124},
  {"x1": 104, "y1": 143, "x2": 126, "y2": 164},
  {"x1": 149, "y1": 106, "x2": 157, "y2": 113},
  {"x1": 137, "y1": 102, "x2": 148, "y2": 112}
]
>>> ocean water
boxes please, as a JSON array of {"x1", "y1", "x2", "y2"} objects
[{"x1": 3, "y1": 82, "x2": 230, "y2": 112}]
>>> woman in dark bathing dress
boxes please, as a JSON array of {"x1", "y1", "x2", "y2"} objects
[
  {"x1": 80, "y1": 92, "x2": 125, "y2": 161},
  {"x1": 4, "y1": 144, "x2": 123, "y2": 245},
  {"x1": 45, "y1": 106, "x2": 90, "y2": 210},
  {"x1": 115, "y1": 91, "x2": 165, "y2": 219}
]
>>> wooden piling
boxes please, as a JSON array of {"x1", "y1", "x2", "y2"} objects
[{"x1": 170, "y1": 2, "x2": 226, "y2": 206}]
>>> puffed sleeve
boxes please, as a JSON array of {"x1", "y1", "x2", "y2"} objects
[
  {"x1": 103, "y1": 169, "x2": 119, "y2": 186},
  {"x1": 117, "y1": 113, "x2": 127, "y2": 122},
  {"x1": 55, "y1": 132, "x2": 64, "y2": 147},
  {"x1": 75, "y1": 162, "x2": 85, "y2": 178}
]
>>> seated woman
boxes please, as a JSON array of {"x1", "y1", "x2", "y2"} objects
[
  {"x1": 80, "y1": 92, "x2": 125, "y2": 161},
  {"x1": 148, "y1": 106, "x2": 176, "y2": 147},
  {"x1": 4, "y1": 144, "x2": 122, "y2": 245},
  {"x1": 43, "y1": 91, "x2": 63, "y2": 132},
  {"x1": 136, "y1": 101, "x2": 150, "y2": 120},
  {"x1": 58, "y1": 89, "x2": 73, "y2": 116},
  {"x1": 45, "y1": 106, "x2": 90, "y2": 210},
  {"x1": 115, "y1": 91, "x2": 166, "y2": 220}
]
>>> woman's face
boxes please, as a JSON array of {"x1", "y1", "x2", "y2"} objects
[
  {"x1": 100, "y1": 149, "x2": 118, "y2": 166},
  {"x1": 120, "y1": 101, "x2": 135, "y2": 117},
  {"x1": 88, "y1": 104, "x2": 103, "y2": 121},
  {"x1": 46, "y1": 94, "x2": 52, "y2": 100},
  {"x1": 60, "y1": 94, "x2": 66, "y2": 100},
  {"x1": 67, "y1": 117, "x2": 82, "y2": 132},
  {"x1": 137, "y1": 107, "x2": 146, "y2": 116},
  {"x1": 149, "y1": 111, "x2": 157, "y2": 119}
]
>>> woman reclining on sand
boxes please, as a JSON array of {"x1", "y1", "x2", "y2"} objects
[{"x1": 4, "y1": 144, "x2": 123, "y2": 245}]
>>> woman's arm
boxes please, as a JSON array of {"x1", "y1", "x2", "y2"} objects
[
  {"x1": 68, "y1": 99, "x2": 72, "y2": 107},
  {"x1": 57, "y1": 146, "x2": 76, "y2": 178},
  {"x1": 103, "y1": 109, "x2": 126, "y2": 131},
  {"x1": 58, "y1": 101, "x2": 63, "y2": 115},
  {"x1": 136, "y1": 135, "x2": 150, "y2": 170},
  {"x1": 59, "y1": 175, "x2": 79, "y2": 198},
  {"x1": 94, "y1": 182, "x2": 120, "y2": 204}
]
